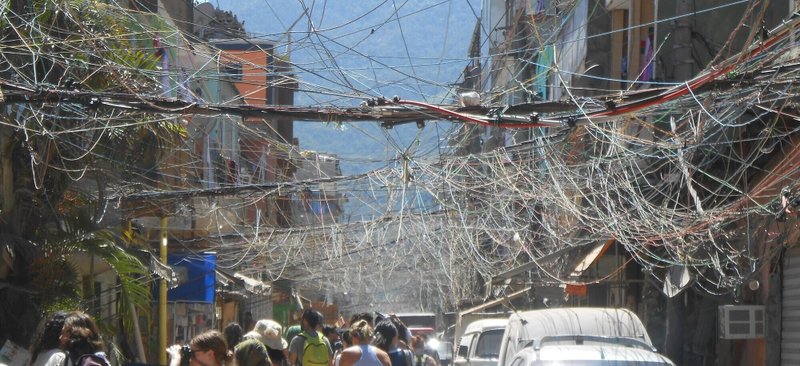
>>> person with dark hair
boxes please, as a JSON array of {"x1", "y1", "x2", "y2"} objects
[
  {"x1": 224, "y1": 322, "x2": 244, "y2": 351},
  {"x1": 337, "y1": 320, "x2": 390, "y2": 366},
  {"x1": 373, "y1": 321, "x2": 411, "y2": 366},
  {"x1": 323, "y1": 325, "x2": 342, "y2": 354},
  {"x1": 289, "y1": 309, "x2": 332, "y2": 366},
  {"x1": 29, "y1": 311, "x2": 67, "y2": 366},
  {"x1": 168, "y1": 330, "x2": 234, "y2": 366},
  {"x1": 341, "y1": 330, "x2": 352, "y2": 347},
  {"x1": 371, "y1": 321, "x2": 395, "y2": 352},
  {"x1": 387, "y1": 316, "x2": 410, "y2": 349},
  {"x1": 314, "y1": 311, "x2": 325, "y2": 329},
  {"x1": 60, "y1": 311, "x2": 110, "y2": 366},
  {"x1": 333, "y1": 328, "x2": 350, "y2": 363}
]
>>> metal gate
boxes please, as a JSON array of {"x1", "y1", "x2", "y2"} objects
[{"x1": 782, "y1": 246, "x2": 800, "y2": 365}]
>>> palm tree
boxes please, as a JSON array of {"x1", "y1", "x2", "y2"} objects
[{"x1": 0, "y1": 0, "x2": 184, "y2": 355}]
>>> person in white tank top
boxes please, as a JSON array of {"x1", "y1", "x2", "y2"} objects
[{"x1": 337, "y1": 320, "x2": 391, "y2": 366}]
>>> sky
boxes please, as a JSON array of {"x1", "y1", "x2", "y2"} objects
[
  {"x1": 209, "y1": 0, "x2": 481, "y2": 174},
  {"x1": 205, "y1": 0, "x2": 481, "y2": 219}
]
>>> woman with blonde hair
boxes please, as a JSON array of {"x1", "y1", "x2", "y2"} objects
[
  {"x1": 337, "y1": 320, "x2": 391, "y2": 366},
  {"x1": 168, "y1": 330, "x2": 235, "y2": 366}
]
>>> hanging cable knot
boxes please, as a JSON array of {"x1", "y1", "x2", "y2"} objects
[
  {"x1": 61, "y1": 78, "x2": 80, "y2": 91},
  {"x1": 566, "y1": 116, "x2": 577, "y2": 128},
  {"x1": 87, "y1": 97, "x2": 101, "y2": 109},
  {"x1": 777, "y1": 187, "x2": 800, "y2": 222}
]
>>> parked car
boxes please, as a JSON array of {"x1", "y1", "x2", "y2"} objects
[
  {"x1": 508, "y1": 339, "x2": 674, "y2": 366},
  {"x1": 454, "y1": 318, "x2": 509, "y2": 366},
  {"x1": 498, "y1": 308, "x2": 673, "y2": 366}
]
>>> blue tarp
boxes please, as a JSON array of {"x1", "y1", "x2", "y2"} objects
[{"x1": 158, "y1": 253, "x2": 216, "y2": 303}]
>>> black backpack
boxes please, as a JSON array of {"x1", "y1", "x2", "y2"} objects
[
  {"x1": 64, "y1": 352, "x2": 111, "y2": 366},
  {"x1": 388, "y1": 349, "x2": 412, "y2": 366}
]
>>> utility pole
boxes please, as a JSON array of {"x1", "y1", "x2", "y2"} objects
[
  {"x1": 672, "y1": 0, "x2": 694, "y2": 82},
  {"x1": 159, "y1": 217, "x2": 169, "y2": 366},
  {"x1": 665, "y1": 1, "x2": 692, "y2": 363}
]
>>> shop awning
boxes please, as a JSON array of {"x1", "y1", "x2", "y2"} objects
[{"x1": 234, "y1": 272, "x2": 271, "y2": 296}]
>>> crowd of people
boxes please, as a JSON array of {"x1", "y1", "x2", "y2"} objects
[
  {"x1": 169, "y1": 309, "x2": 442, "y2": 366},
  {"x1": 27, "y1": 309, "x2": 440, "y2": 366},
  {"x1": 28, "y1": 311, "x2": 111, "y2": 366}
]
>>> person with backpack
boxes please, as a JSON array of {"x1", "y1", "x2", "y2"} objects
[
  {"x1": 373, "y1": 320, "x2": 412, "y2": 366},
  {"x1": 410, "y1": 337, "x2": 435, "y2": 366},
  {"x1": 235, "y1": 337, "x2": 271, "y2": 366},
  {"x1": 289, "y1": 309, "x2": 333, "y2": 366},
  {"x1": 337, "y1": 320, "x2": 390, "y2": 366},
  {"x1": 59, "y1": 311, "x2": 111, "y2": 366}
]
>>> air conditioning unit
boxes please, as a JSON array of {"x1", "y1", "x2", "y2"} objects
[{"x1": 718, "y1": 305, "x2": 765, "y2": 339}]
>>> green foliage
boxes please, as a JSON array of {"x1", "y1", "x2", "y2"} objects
[
  {"x1": 41, "y1": 296, "x2": 84, "y2": 318},
  {"x1": 0, "y1": 0, "x2": 181, "y2": 349},
  {"x1": 68, "y1": 230, "x2": 151, "y2": 335},
  {"x1": 25, "y1": 230, "x2": 151, "y2": 350}
]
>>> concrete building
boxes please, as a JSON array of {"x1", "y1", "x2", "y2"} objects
[
  {"x1": 291, "y1": 152, "x2": 346, "y2": 227},
  {"x1": 471, "y1": 1, "x2": 799, "y2": 366}
]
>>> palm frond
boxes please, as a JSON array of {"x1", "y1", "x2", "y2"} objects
[{"x1": 60, "y1": 230, "x2": 152, "y2": 335}]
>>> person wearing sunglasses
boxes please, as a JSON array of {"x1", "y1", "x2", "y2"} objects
[{"x1": 168, "y1": 330, "x2": 235, "y2": 366}]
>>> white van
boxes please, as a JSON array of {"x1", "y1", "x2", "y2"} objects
[
  {"x1": 498, "y1": 308, "x2": 673, "y2": 366},
  {"x1": 454, "y1": 318, "x2": 509, "y2": 366},
  {"x1": 507, "y1": 342, "x2": 674, "y2": 366}
]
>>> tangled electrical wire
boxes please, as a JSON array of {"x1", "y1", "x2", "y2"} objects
[{"x1": 2, "y1": 0, "x2": 800, "y2": 313}]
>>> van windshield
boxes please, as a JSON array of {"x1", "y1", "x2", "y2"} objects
[{"x1": 475, "y1": 329, "x2": 504, "y2": 358}]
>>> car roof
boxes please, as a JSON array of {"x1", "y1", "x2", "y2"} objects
[
  {"x1": 464, "y1": 318, "x2": 509, "y2": 334},
  {"x1": 506, "y1": 308, "x2": 652, "y2": 346},
  {"x1": 515, "y1": 345, "x2": 673, "y2": 364}
]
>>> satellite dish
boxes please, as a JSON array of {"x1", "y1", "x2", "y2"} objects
[{"x1": 663, "y1": 265, "x2": 692, "y2": 298}]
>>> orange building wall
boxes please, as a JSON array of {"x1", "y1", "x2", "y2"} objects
[{"x1": 222, "y1": 50, "x2": 268, "y2": 105}]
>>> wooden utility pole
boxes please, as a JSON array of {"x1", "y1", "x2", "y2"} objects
[{"x1": 159, "y1": 217, "x2": 169, "y2": 365}]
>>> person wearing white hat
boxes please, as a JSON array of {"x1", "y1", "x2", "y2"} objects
[{"x1": 244, "y1": 319, "x2": 290, "y2": 366}]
